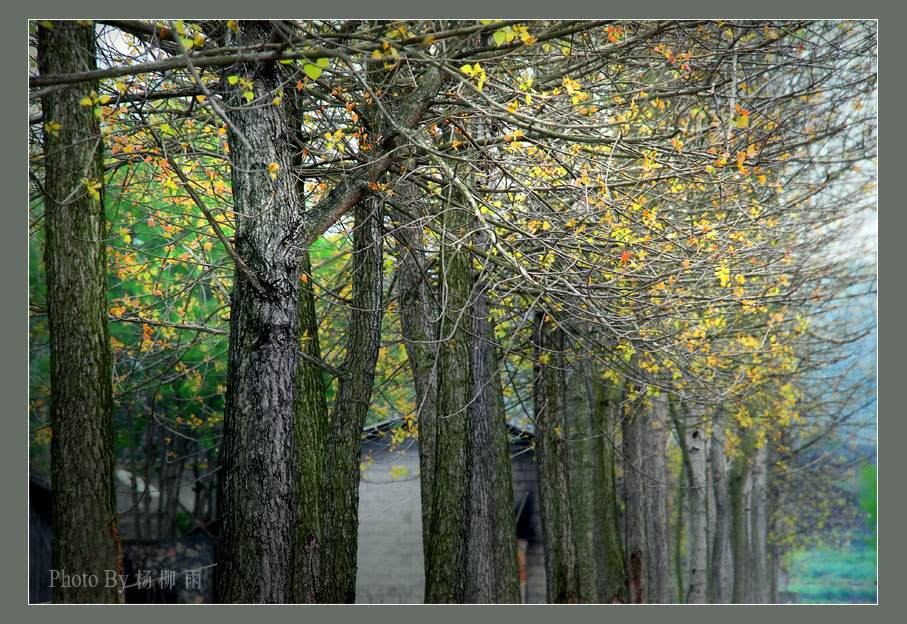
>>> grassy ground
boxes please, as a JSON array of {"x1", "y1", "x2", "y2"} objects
[{"x1": 787, "y1": 543, "x2": 877, "y2": 604}]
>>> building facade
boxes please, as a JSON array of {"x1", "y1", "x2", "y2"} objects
[{"x1": 355, "y1": 421, "x2": 546, "y2": 603}]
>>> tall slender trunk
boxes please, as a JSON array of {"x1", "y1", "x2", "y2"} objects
[
  {"x1": 622, "y1": 386, "x2": 647, "y2": 604},
  {"x1": 679, "y1": 404, "x2": 708, "y2": 604},
  {"x1": 38, "y1": 21, "x2": 123, "y2": 604},
  {"x1": 709, "y1": 423, "x2": 734, "y2": 603},
  {"x1": 674, "y1": 470, "x2": 685, "y2": 603},
  {"x1": 533, "y1": 314, "x2": 580, "y2": 603},
  {"x1": 750, "y1": 442, "x2": 769, "y2": 603},
  {"x1": 472, "y1": 274, "x2": 520, "y2": 603},
  {"x1": 486, "y1": 332, "x2": 521, "y2": 604},
  {"x1": 769, "y1": 543, "x2": 780, "y2": 604},
  {"x1": 644, "y1": 389, "x2": 672, "y2": 603},
  {"x1": 591, "y1": 371, "x2": 628, "y2": 603},
  {"x1": 730, "y1": 442, "x2": 753, "y2": 603},
  {"x1": 564, "y1": 354, "x2": 601, "y2": 602},
  {"x1": 423, "y1": 200, "x2": 472, "y2": 602},
  {"x1": 292, "y1": 251, "x2": 329, "y2": 603},
  {"x1": 464, "y1": 277, "x2": 498, "y2": 603},
  {"x1": 393, "y1": 203, "x2": 440, "y2": 569},
  {"x1": 319, "y1": 202, "x2": 384, "y2": 603}
]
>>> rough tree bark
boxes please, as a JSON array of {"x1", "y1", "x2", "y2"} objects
[
  {"x1": 485, "y1": 328, "x2": 522, "y2": 604},
  {"x1": 38, "y1": 20, "x2": 123, "y2": 604},
  {"x1": 215, "y1": 21, "x2": 307, "y2": 603},
  {"x1": 215, "y1": 21, "x2": 442, "y2": 602},
  {"x1": 591, "y1": 369, "x2": 628, "y2": 603},
  {"x1": 423, "y1": 199, "x2": 472, "y2": 602},
  {"x1": 564, "y1": 354, "x2": 602, "y2": 602},
  {"x1": 292, "y1": 251, "x2": 329, "y2": 603},
  {"x1": 319, "y1": 202, "x2": 384, "y2": 603},
  {"x1": 533, "y1": 314, "x2": 581, "y2": 603},
  {"x1": 420, "y1": 192, "x2": 521, "y2": 602},
  {"x1": 392, "y1": 199, "x2": 440, "y2": 570},
  {"x1": 469, "y1": 270, "x2": 520, "y2": 603}
]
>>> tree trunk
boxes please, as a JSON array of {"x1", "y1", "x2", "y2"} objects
[
  {"x1": 533, "y1": 314, "x2": 581, "y2": 603},
  {"x1": 486, "y1": 333, "x2": 522, "y2": 604},
  {"x1": 674, "y1": 469, "x2": 685, "y2": 603},
  {"x1": 292, "y1": 251, "x2": 328, "y2": 603},
  {"x1": 644, "y1": 389, "x2": 672, "y2": 603},
  {"x1": 709, "y1": 423, "x2": 734, "y2": 603},
  {"x1": 750, "y1": 442, "x2": 769, "y2": 603},
  {"x1": 392, "y1": 202, "x2": 440, "y2": 569},
  {"x1": 591, "y1": 370, "x2": 628, "y2": 603},
  {"x1": 622, "y1": 386, "x2": 647, "y2": 604},
  {"x1": 730, "y1": 442, "x2": 753, "y2": 603},
  {"x1": 676, "y1": 403, "x2": 708, "y2": 604},
  {"x1": 38, "y1": 21, "x2": 123, "y2": 604},
  {"x1": 472, "y1": 276, "x2": 520, "y2": 603},
  {"x1": 319, "y1": 202, "x2": 384, "y2": 603},
  {"x1": 216, "y1": 20, "x2": 305, "y2": 603},
  {"x1": 423, "y1": 200, "x2": 472, "y2": 602},
  {"x1": 563, "y1": 354, "x2": 601, "y2": 602}
]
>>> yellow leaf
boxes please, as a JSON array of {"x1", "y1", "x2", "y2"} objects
[
  {"x1": 736, "y1": 114, "x2": 750, "y2": 128},
  {"x1": 79, "y1": 97, "x2": 93, "y2": 106}
]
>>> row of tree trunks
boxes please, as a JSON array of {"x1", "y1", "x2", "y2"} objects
[
  {"x1": 215, "y1": 20, "x2": 444, "y2": 603},
  {"x1": 419, "y1": 195, "x2": 520, "y2": 602},
  {"x1": 674, "y1": 406, "x2": 778, "y2": 604},
  {"x1": 534, "y1": 319, "x2": 648, "y2": 603}
]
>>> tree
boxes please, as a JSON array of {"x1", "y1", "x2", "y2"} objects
[{"x1": 36, "y1": 20, "x2": 123, "y2": 604}]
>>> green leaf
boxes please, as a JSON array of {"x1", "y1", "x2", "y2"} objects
[
  {"x1": 493, "y1": 31, "x2": 505, "y2": 46},
  {"x1": 243, "y1": 91, "x2": 254, "y2": 103},
  {"x1": 316, "y1": 57, "x2": 330, "y2": 68},
  {"x1": 227, "y1": 75, "x2": 239, "y2": 85},
  {"x1": 303, "y1": 64, "x2": 323, "y2": 81}
]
